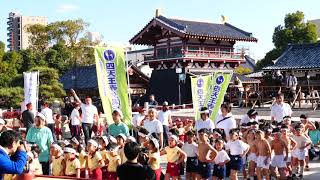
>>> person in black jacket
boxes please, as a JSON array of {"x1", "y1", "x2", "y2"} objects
[
  {"x1": 21, "y1": 103, "x2": 35, "y2": 133},
  {"x1": 117, "y1": 142, "x2": 155, "y2": 180}
]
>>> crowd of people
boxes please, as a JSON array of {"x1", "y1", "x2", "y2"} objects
[{"x1": 0, "y1": 91, "x2": 319, "y2": 180}]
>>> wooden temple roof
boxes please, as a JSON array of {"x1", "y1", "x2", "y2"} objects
[{"x1": 130, "y1": 15, "x2": 258, "y2": 45}]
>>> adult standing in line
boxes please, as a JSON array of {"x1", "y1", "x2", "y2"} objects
[
  {"x1": 240, "y1": 109, "x2": 258, "y2": 125},
  {"x1": 143, "y1": 108, "x2": 163, "y2": 148},
  {"x1": 286, "y1": 73, "x2": 298, "y2": 106},
  {"x1": 194, "y1": 107, "x2": 215, "y2": 133},
  {"x1": 215, "y1": 103, "x2": 237, "y2": 141},
  {"x1": 41, "y1": 102, "x2": 56, "y2": 142},
  {"x1": 26, "y1": 113, "x2": 53, "y2": 175},
  {"x1": 148, "y1": 94, "x2": 158, "y2": 108},
  {"x1": 21, "y1": 103, "x2": 35, "y2": 133},
  {"x1": 108, "y1": 109, "x2": 130, "y2": 137},
  {"x1": 70, "y1": 89, "x2": 98, "y2": 145},
  {"x1": 0, "y1": 130, "x2": 28, "y2": 179},
  {"x1": 234, "y1": 76, "x2": 244, "y2": 107},
  {"x1": 158, "y1": 101, "x2": 172, "y2": 146},
  {"x1": 70, "y1": 103, "x2": 82, "y2": 140},
  {"x1": 271, "y1": 93, "x2": 292, "y2": 123}
]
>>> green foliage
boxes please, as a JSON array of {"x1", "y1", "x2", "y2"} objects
[
  {"x1": 234, "y1": 66, "x2": 252, "y2": 75},
  {"x1": 256, "y1": 11, "x2": 318, "y2": 70},
  {"x1": 29, "y1": 66, "x2": 66, "y2": 104},
  {"x1": 0, "y1": 87, "x2": 24, "y2": 108}
]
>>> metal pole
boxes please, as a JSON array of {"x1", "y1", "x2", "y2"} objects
[
  {"x1": 178, "y1": 80, "x2": 181, "y2": 105},
  {"x1": 125, "y1": 48, "x2": 132, "y2": 109}
]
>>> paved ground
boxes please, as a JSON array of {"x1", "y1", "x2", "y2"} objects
[
  {"x1": 160, "y1": 156, "x2": 320, "y2": 179},
  {"x1": 171, "y1": 107, "x2": 320, "y2": 121}
]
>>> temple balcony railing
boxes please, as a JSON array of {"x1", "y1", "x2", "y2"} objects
[{"x1": 143, "y1": 50, "x2": 245, "y2": 62}]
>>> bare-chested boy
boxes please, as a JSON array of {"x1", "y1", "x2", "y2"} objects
[
  {"x1": 197, "y1": 128, "x2": 218, "y2": 180},
  {"x1": 270, "y1": 129, "x2": 289, "y2": 180},
  {"x1": 245, "y1": 129, "x2": 257, "y2": 180},
  {"x1": 255, "y1": 130, "x2": 271, "y2": 180},
  {"x1": 280, "y1": 125, "x2": 297, "y2": 177}
]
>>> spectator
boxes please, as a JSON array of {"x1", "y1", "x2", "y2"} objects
[
  {"x1": 131, "y1": 108, "x2": 146, "y2": 139},
  {"x1": 21, "y1": 103, "x2": 35, "y2": 133},
  {"x1": 240, "y1": 109, "x2": 258, "y2": 125},
  {"x1": 286, "y1": 73, "x2": 298, "y2": 106},
  {"x1": 26, "y1": 113, "x2": 54, "y2": 175},
  {"x1": 117, "y1": 142, "x2": 155, "y2": 180},
  {"x1": 0, "y1": 130, "x2": 28, "y2": 179},
  {"x1": 308, "y1": 121, "x2": 320, "y2": 160},
  {"x1": 271, "y1": 93, "x2": 292, "y2": 123},
  {"x1": 70, "y1": 89, "x2": 98, "y2": 145},
  {"x1": 41, "y1": 102, "x2": 55, "y2": 142},
  {"x1": 195, "y1": 107, "x2": 215, "y2": 133},
  {"x1": 234, "y1": 76, "x2": 244, "y2": 107},
  {"x1": 143, "y1": 109, "x2": 163, "y2": 148},
  {"x1": 158, "y1": 101, "x2": 172, "y2": 146},
  {"x1": 148, "y1": 94, "x2": 158, "y2": 108},
  {"x1": 108, "y1": 110, "x2": 130, "y2": 137},
  {"x1": 215, "y1": 103, "x2": 236, "y2": 141},
  {"x1": 70, "y1": 103, "x2": 81, "y2": 140}
]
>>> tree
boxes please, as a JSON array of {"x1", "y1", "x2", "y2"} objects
[
  {"x1": 0, "y1": 87, "x2": 23, "y2": 108},
  {"x1": 235, "y1": 66, "x2": 252, "y2": 75},
  {"x1": 0, "y1": 41, "x2": 5, "y2": 61},
  {"x1": 29, "y1": 66, "x2": 66, "y2": 104},
  {"x1": 26, "y1": 24, "x2": 49, "y2": 56},
  {"x1": 256, "y1": 11, "x2": 318, "y2": 70}
]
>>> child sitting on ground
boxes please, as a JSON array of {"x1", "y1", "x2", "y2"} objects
[
  {"x1": 64, "y1": 147, "x2": 81, "y2": 178},
  {"x1": 106, "y1": 143, "x2": 121, "y2": 180},
  {"x1": 87, "y1": 139, "x2": 105, "y2": 180},
  {"x1": 51, "y1": 144, "x2": 65, "y2": 176}
]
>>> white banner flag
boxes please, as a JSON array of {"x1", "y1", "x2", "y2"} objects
[{"x1": 23, "y1": 71, "x2": 39, "y2": 113}]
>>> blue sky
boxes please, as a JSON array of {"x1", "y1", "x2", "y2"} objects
[{"x1": 1, "y1": 0, "x2": 320, "y2": 60}]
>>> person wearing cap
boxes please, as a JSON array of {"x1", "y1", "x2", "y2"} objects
[
  {"x1": 87, "y1": 139, "x2": 104, "y2": 180},
  {"x1": 143, "y1": 108, "x2": 163, "y2": 148},
  {"x1": 0, "y1": 130, "x2": 28, "y2": 180},
  {"x1": 98, "y1": 136, "x2": 109, "y2": 179},
  {"x1": 271, "y1": 93, "x2": 292, "y2": 123},
  {"x1": 158, "y1": 101, "x2": 172, "y2": 146},
  {"x1": 41, "y1": 102, "x2": 55, "y2": 141},
  {"x1": 70, "y1": 89, "x2": 98, "y2": 145},
  {"x1": 291, "y1": 126, "x2": 312, "y2": 178},
  {"x1": 160, "y1": 135, "x2": 186, "y2": 179},
  {"x1": 22, "y1": 102, "x2": 35, "y2": 133},
  {"x1": 64, "y1": 147, "x2": 81, "y2": 178},
  {"x1": 299, "y1": 114, "x2": 316, "y2": 171},
  {"x1": 240, "y1": 109, "x2": 258, "y2": 125},
  {"x1": 50, "y1": 144, "x2": 65, "y2": 176},
  {"x1": 108, "y1": 109, "x2": 130, "y2": 137},
  {"x1": 195, "y1": 107, "x2": 215, "y2": 134},
  {"x1": 117, "y1": 133, "x2": 128, "y2": 164},
  {"x1": 26, "y1": 113, "x2": 53, "y2": 175},
  {"x1": 215, "y1": 104, "x2": 236, "y2": 141},
  {"x1": 147, "y1": 138, "x2": 161, "y2": 180},
  {"x1": 70, "y1": 103, "x2": 82, "y2": 140}
]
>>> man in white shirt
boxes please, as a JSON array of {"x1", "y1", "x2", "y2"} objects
[
  {"x1": 158, "y1": 101, "x2": 172, "y2": 146},
  {"x1": 215, "y1": 103, "x2": 237, "y2": 141},
  {"x1": 143, "y1": 108, "x2": 163, "y2": 147},
  {"x1": 195, "y1": 107, "x2": 215, "y2": 133},
  {"x1": 71, "y1": 89, "x2": 98, "y2": 145},
  {"x1": 41, "y1": 102, "x2": 55, "y2": 141},
  {"x1": 271, "y1": 93, "x2": 292, "y2": 123},
  {"x1": 70, "y1": 103, "x2": 81, "y2": 140}
]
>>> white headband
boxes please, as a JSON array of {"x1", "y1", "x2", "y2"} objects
[
  {"x1": 88, "y1": 139, "x2": 98, "y2": 147},
  {"x1": 64, "y1": 147, "x2": 76, "y2": 154}
]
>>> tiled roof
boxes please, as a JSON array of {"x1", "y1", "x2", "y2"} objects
[
  {"x1": 158, "y1": 16, "x2": 257, "y2": 41},
  {"x1": 59, "y1": 65, "x2": 149, "y2": 90},
  {"x1": 130, "y1": 15, "x2": 257, "y2": 44},
  {"x1": 264, "y1": 43, "x2": 320, "y2": 70},
  {"x1": 231, "y1": 73, "x2": 261, "y2": 84}
]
